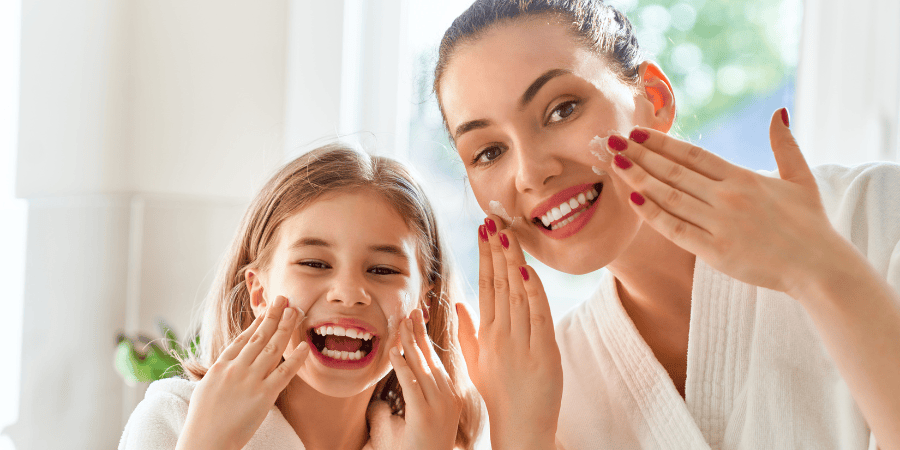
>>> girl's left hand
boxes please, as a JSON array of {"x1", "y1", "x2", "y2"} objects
[
  {"x1": 390, "y1": 308, "x2": 462, "y2": 450},
  {"x1": 605, "y1": 109, "x2": 845, "y2": 298}
]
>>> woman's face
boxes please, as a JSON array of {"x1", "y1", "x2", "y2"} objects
[
  {"x1": 440, "y1": 19, "x2": 657, "y2": 274},
  {"x1": 248, "y1": 190, "x2": 425, "y2": 398}
]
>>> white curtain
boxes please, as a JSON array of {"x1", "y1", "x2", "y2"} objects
[{"x1": 795, "y1": 0, "x2": 900, "y2": 166}]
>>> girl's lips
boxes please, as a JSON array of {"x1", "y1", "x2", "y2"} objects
[{"x1": 305, "y1": 317, "x2": 380, "y2": 370}]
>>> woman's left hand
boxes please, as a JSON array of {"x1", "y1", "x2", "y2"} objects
[
  {"x1": 605, "y1": 108, "x2": 843, "y2": 298},
  {"x1": 390, "y1": 308, "x2": 462, "y2": 450}
]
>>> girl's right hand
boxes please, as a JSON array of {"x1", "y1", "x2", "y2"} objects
[
  {"x1": 176, "y1": 295, "x2": 309, "y2": 450},
  {"x1": 455, "y1": 216, "x2": 563, "y2": 450}
]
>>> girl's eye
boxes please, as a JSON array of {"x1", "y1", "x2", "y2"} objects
[
  {"x1": 369, "y1": 266, "x2": 400, "y2": 276},
  {"x1": 471, "y1": 144, "x2": 505, "y2": 167},
  {"x1": 547, "y1": 100, "x2": 579, "y2": 124},
  {"x1": 299, "y1": 260, "x2": 330, "y2": 269}
]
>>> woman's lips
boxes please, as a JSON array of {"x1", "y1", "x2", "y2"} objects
[
  {"x1": 531, "y1": 183, "x2": 603, "y2": 229},
  {"x1": 535, "y1": 189, "x2": 602, "y2": 239}
]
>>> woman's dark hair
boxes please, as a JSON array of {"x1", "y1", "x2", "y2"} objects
[{"x1": 433, "y1": 0, "x2": 643, "y2": 130}]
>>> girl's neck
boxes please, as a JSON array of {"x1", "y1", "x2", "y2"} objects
[{"x1": 277, "y1": 377, "x2": 374, "y2": 450}]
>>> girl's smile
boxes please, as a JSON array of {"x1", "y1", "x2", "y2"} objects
[{"x1": 306, "y1": 318, "x2": 380, "y2": 369}]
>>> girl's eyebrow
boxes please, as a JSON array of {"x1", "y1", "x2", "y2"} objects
[
  {"x1": 290, "y1": 237, "x2": 409, "y2": 261},
  {"x1": 453, "y1": 68, "x2": 572, "y2": 141},
  {"x1": 291, "y1": 237, "x2": 330, "y2": 249},
  {"x1": 370, "y1": 245, "x2": 409, "y2": 261}
]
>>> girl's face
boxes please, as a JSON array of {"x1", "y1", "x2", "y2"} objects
[
  {"x1": 248, "y1": 190, "x2": 426, "y2": 398},
  {"x1": 440, "y1": 19, "x2": 661, "y2": 274}
]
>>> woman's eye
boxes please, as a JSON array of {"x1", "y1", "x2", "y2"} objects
[
  {"x1": 548, "y1": 100, "x2": 579, "y2": 124},
  {"x1": 299, "y1": 260, "x2": 330, "y2": 269},
  {"x1": 472, "y1": 144, "x2": 504, "y2": 167},
  {"x1": 369, "y1": 266, "x2": 400, "y2": 276}
]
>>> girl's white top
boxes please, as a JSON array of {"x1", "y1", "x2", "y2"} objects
[
  {"x1": 555, "y1": 162, "x2": 900, "y2": 450},
  {"x1": 118, "y1": 377, "x2": 404, "y2": 450}
]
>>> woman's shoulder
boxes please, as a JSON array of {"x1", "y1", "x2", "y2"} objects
[{"x1": 118, "y1": 377, "x2": 196, "y2": 450}]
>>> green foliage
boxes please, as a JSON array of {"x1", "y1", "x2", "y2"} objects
[{"x1": 114, "y1": 323, "x2": 199, "y2": 385}]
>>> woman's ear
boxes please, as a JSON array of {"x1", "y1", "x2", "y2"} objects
[
  {"x1": 636, "y1": 61, "x2": 676, "y2": 133},
  {"x1": 245, "y1": 268, "x2": 267, "y2": 317}
]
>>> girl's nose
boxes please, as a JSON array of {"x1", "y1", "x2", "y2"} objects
[
  {"x1": 326, "y1": 271, "x2": 372, "y2": 307},
  {"x1": 514, "y1": 140, "x2": 563, "y2": 192}
]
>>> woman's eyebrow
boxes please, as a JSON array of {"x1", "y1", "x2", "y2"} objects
[{"x1": 453, "y1": 68, "x2": 572, "y2": 141}]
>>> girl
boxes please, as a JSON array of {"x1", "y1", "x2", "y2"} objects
[
  {"x1": 434, "y1": 1, "x2": 900, "y2": 449},
  {"x1": 118, "y1": 144, "x2": 482, "y2": 450}
]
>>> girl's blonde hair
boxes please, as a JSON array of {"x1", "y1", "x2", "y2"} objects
[{"x1": 180, "y1": 143, "x2": 482, "y2": 449}]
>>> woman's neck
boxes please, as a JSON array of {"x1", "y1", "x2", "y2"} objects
[
  {"x1": 277, "y1": 377, "x2": 374, "y2": 450},
  {"x1": 605, "y1": 222, "x2": 696, "y2": 397}
]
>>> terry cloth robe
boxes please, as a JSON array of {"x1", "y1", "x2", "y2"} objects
[
  {"x1": 118, "y1": 377, "x2": 405, "y2": 450},
  {"x1": 555, "y1": 162, "x2": 900, "y2": 450}
]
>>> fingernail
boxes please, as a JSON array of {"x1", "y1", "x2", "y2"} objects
[
  {"x1": 781, "y1": 107, "x2": 790, "y2": 127},
  {"x1": 478, "y1": 224, "x2": 488, "y2": 242},
  {"x1": 519, "y1": 266, "x2": 529, "y2": 281},
  {"x1": 630, "y1": 192, "x2": 645, "y2": 205},
  {"x1": 484, "y1": 218, "x2": 497, "y2": 235},
  {"x1": 629, "y1": 128, "x2": 649, "y2": 143},
  {"x1": 499, "y1": 232, "x2": 509, "y2": 249},
  {"x1": 614, "y1": 154, "x2": 632, "y2": 169},
  {"x1": 283, "y1": 307, "x2": 296, "y2": 319},
  {"x1": 607, "y1": 135, "x2": 628, "y2": 151}
]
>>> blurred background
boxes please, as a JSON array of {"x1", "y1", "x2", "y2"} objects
[{"x1": 1, "y1": 0, "x2": 898, "y2": 448}]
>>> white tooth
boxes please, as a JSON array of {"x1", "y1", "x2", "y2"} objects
[
  {"x1": 326, "y1": 326, "x2": 334, "y2": 336},
  {"x1": 347, "y1": 351, "x2": 357, "y2": 361},
  {"x1": 541, "y1": 215, "x2": 551, "y2": 227},
  {"x1": 364, "y1": 332, "x2": 373, "y2": 340},
  {"x1": 340, "y1": 351, "x2": 349, "y2": 360},
  {"x1": 591, "y1": 188, "x2": 598, "y2": 197},
  {"x1": 347, "y1": 329, "x2": 358, "y2": 339},
  {"x1": 559, "y1": 202, "x2": 572, "y2": 216},
  {"x1": 569, "y1": 198, "x2": 579, "y2": 209},
  {"x1": 551, "y1": 207, "x2": 562, "y2": 221},
  {"x1": 586, "y1": 190, "x2": 595, "y2": 200},
  {"x1": 577, "y1": 193, "x2": 587, "y2": 205},
  {"x1": 334, "y1": 326, "x2": 346, "y2": 337},
  {"x1": 323, "y1": 348, "x2": 332, "y2": 358},
  {"x1": 354, "y1": 350, "x2": 362, "y2": 359}
]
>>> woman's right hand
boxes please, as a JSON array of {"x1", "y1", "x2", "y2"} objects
[
  {"x1": 176, "y1": 295, "x2": 309, "y2": 450},
  {"x1": 455, "y1": 215, "x2": 563, "y2": 450}
]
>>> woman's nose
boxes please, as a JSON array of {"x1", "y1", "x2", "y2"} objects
[
  {"x1": 514, "y1": 140, "x2": 563, "y2": 192},
  {"x1": 326, "y1": 270, "x2": 372, "y2": 307}
]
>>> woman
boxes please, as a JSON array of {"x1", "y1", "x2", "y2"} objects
[{"x1": 434, "y1": 1, "x2": 900, "y2": 449}]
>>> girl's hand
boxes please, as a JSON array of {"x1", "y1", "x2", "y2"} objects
[
  {"x1": 455, "y1": 217, "x2": 562, "y2": 450},
  {"x1": 606, "y1": 109, "x2": 845, "y2": 298},
  {"x1": 176, "y1": 296, "x2": 309, "y2": 450},
  {"x1": 390, "y1": 308, "x2": 462, "y2": 450}
]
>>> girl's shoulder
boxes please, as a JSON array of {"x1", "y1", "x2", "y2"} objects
[{"x1": 118, "y1": 377, "x2": 196, "y2": 450}]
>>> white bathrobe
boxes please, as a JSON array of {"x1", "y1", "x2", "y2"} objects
[
  {"x1": 555, "y1": 162, "x2": 900, "y2": 450},
  {"x1": 118, "y1": 377, "x2": 405, "y2": 450}
]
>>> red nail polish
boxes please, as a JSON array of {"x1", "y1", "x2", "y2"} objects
[
  {"x1": 608, "y1": 135, "x2": 628, "y2": 151},
  {"x1": 478, "y1": 224, "x2": 488, "y2": 242},
  {"x1": 485, "y1": 218, "x2": 497, "y2": 235},
  {"x1": 630, "y1": 192, "x2": 645, "y2": 205},
  {"x1": 519, "y1": 266, "x2": 529, "y2": 281},
  {"x1": 629, "y1": 129, "x2": 649, "y2": 143},
  {"x1": 781, "y1": 108, "x2": 790, "y2": 127},
  {"x1": 614, "y1": 154, "x2": 632, "y2": 169},
  {"x1": 499, "y1": 233, "x2": 509, "y2": 249}
]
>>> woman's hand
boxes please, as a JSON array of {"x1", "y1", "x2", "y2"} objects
[
  {"x1": 177, "y1": 296, "x2": 309, "y2": 450},
  {"x1": 605, "y1": 109, "x2": 842, "y2": 298},
  {"x1": 455, "y1": 216, "x2": 562, "y2": 450},
  {"x1": 390, "y1": 308, "x2": 462, "y2": 450}
]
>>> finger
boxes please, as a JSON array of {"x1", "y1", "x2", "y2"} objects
[
  {"x1": 769, "y1": 108, "x2": 816, "y2": 187},
  {"x1": 454, "y1": 302, "x2": 480, "y2": 381},
  {"x1": 626, "y1": 127, "x2": 732, "y2": 181},
  {"x1": 219, "y1": 311, "x2": 265, "y2": 361},
  {"x1": 499, "y1": 230, "x2": 531, "y2": 344},
  {"x1": 626, "y1": 189, "x2": 714, "y2": 257},
  {"x1": 235, "y1": 295, "x2": 288, "y2": 365},
  {"x1": 611, "y1": 134, "x2": 719, "y2": 205},
  {"x1": 476, "y1": 223, "x2": 495, "y2": 326},
  {"x1": 399, "y1": 317, "x2": 441, "y2": 402},
  {"x1": 485, "y1": 215, "x2": 511, "y2": 332},
  {"x1": 411, "y1": 308, "x2": 452, "y2": 394},
  {"x1": 254, "y1": 305, "x2": 303, "y2": 375},
  {"x1": 266, "y1": 341, "x2": 309, "y2": 389},
  {"x1": 518, "y1": 265, "x2": 557, "y2": 352},
  {"x1": 611, "y1": 152, "x2": 716, "y2": 232},
  {"x1": 390, "y1": 346, "x2": 426, "y2": 412}
]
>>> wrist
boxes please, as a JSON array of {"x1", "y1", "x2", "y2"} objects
[
  {"x1": 786, "y1": 235, "x2": 876, "y2": 312},
  {"x1": 490, "y1": 422, "x2": 557, "y2": 450}
]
